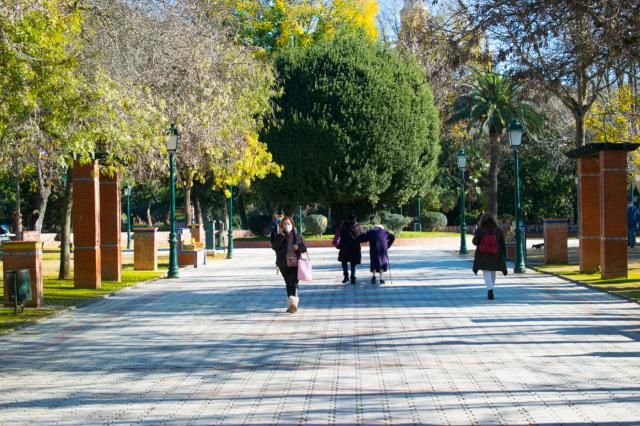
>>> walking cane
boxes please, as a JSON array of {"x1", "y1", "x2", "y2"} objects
[{"x1": 386, "y1": 256, "x2": 393, "y2": 285}]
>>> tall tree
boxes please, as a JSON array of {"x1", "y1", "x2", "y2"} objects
[
  {"x1": 257, "y1": 31, "x2": 440, "y2": 211},
  {"x1": 449, "y1": 70, "x2": 543, "y2": 217},
  {"x1": 85, "y1": 0, "x2": 282, "y2": 226},
  {"x1": 223, "y1": 0, "x2": 379, "y2": 54},
  {"x1": 461, "y1": 0, "x2": 637, "y2": 147}
]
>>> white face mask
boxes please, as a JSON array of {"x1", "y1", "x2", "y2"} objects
[{"x1": 284, "y1": 224, "x2": 293, "y2": 233}]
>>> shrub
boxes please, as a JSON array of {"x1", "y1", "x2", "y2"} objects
[
  {"x1": 303, "y1": 214, "x2": 328, "y2": 236},
  {"x1": 422, "y1": 211, "x2": 447, "y2": 231},
  {"x1": 379, "y1": 211, "x2": 412, "y2": 234},
  {"x1": 247, "y1": 210, "x2": 273, "y2": 236},
  {"x1": 359, "y1": 213, "x2": 381, "y2": 231}
]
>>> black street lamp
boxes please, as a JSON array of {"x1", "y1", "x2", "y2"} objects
[
  {"x1": 124, "y1": 184, "x2": 132, "y2": 249},
  {"x1": 167, "y1": 124, "x2": 180, "y2": 279},
  {"x1": 509, "y1": 120, "x2": 526, "y2": 273},
  {"x1": 457, "y1": 149, "x2": 468, "y2": 255}
]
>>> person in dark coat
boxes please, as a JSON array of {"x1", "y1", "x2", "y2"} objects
[
  {"x1": 627, "y1": 202, "x2": 639, "y2": 248},
  {"x1": 335, "y1": 213, "x2": 365, "y2": 284},
  {"x1": 358, "y1": 225, "x2": 395, "y2": 285},
  {"x1": 271, "y1": 216, "x2": 307, "y2": 313},
  {"x1": 472, "y1": 213, "x2": 507, "y2": 300}
]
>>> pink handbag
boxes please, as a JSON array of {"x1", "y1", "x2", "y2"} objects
[{"x1": 297, "y1": 253, "x2": 312, "y2": 281}]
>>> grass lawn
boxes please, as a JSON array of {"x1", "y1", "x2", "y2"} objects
[
  {"x1": 536, "y1": 264, "x2": 640, "y2": 303},
  {"x1": 236, "y1": 231, "x2": 458, "y2": 241},
  {"x1": 0, "y1": 250, "x2": 167, "y2": 333}
]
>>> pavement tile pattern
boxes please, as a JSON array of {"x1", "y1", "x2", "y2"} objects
[{"x1": 1, "y1": 246, "x2": 640, "y2": 425}]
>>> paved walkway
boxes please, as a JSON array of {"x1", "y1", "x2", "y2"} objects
[{"x1": 1, "y1": 246, "x2": 640, "y2": 425}]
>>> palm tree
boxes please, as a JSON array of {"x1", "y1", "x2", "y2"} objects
[{"x1": 449, "y1": 70, "x2": 543, "y2": 217}]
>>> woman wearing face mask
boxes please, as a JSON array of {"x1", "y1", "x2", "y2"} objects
[{"x1": 271, "y1": 216, "x2": 307, "y2": 313}]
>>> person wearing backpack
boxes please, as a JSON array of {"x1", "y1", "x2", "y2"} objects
[{"x1": 472, "y1": 213, "x2": 507, "y2": 300}]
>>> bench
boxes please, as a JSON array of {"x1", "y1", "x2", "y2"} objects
[{"x1": 177, "y1": 228, "x2": 206, "y2": 268}]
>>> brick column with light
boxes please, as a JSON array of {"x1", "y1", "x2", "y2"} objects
[
  {"x1": 134, "y1": 227, "x2": 158, "y2": 271},
  {"x1": 2, "y1": 241, "x2": 43, "y2": 308},
  {"x1": 599, "y1": 150, "x2": 628, "y2": 279},
  {"x1": 73, "y1": 161, "x2": 101, "y2": 289},
  {"x1": 100, "y1": 170, "x2": 122, "y2": 282},
  {"x1": 567, "y1": 143, "x2": 640, "y2": 279}
]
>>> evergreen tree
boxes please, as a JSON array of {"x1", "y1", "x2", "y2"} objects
[{"x1": 257, "y1": 32, "x2": 440, "y2": 210}]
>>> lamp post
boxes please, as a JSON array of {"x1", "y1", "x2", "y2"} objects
[
  {"x1": 124, "y1": 184, "x2": 132, "y2": 249},
  {"x1": 167, "y1": 124, "x2": 180, "y2": 279},
  {"x1": 509, "y1": 120, "x2": 526, "y2": 273},
  {"x1": 417, "y1": 197, "x2": 422, "y2": 232},
  {"x1": 227, "y1": 184, "x2": 233, "y2": 259},
  {"x1": 457, "y1": 149, "x2": 467, "y2": 254}
]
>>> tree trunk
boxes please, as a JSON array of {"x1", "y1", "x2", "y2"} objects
[
  {"x1": 237, "y1": 192, "x2": 248, "y2": 229},
  {"x1": 14, "y1": 161, "x2": 23, "y2": 239},
  {"x1": 145, "y1": 200, "x2": 153, "y2": 226},
  {"x1": 34, "y1": 158, "x2": 52, "y2": 234},
  {"x1": 184, "y1": 183, "x2": 193, "y2": 226},
  {"x1": 488, "y1": 131, "x2": 501, "y2": 217},
  {"x1": 195, "y1": 197, "x2": 204, "y2": 225},
  {"x1": 58, "y1": 168, "x2": 72, "y2": 280},
  {"x1": 574, "y1": 109, "x2": 586, "y2": 147}
]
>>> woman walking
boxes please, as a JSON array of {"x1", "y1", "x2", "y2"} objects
[
  {"x1": 472, "y1": 213, "x2": 507, "y2": 300},
  {"x1": 271, "y1": 216, "x2": 307, "y2": 313},
  {"x1": 358, "y1": 225, "x2": 395, "y2": 285},
  {"x1": 335, "y1": 213, "x2": 365, "y2": 284}
]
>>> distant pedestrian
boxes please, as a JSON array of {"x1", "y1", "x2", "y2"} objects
[
  {"x1": 271, "y1": 216, "x2": 307, "y2": 313},
  {"x1": 269, "y1": 211, "x2": 284, "y2": 243},
  {"x1": 358, "y1": 225, "x2": 395, "y2": 285},
  {"x1": 269, "y1": 211, "x2": 285, "y2": 272},
  {"x1": 334, "y1": 213, "x2": 365, "y2": 284},
  {"x1": 627, "y1": 202, "x2": 639, "y2": 248},
  {"x1": 472, "y1": 213, "x2": 507, "y2": 300}
]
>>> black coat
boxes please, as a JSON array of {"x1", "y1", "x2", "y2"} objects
[
  {"x1": 336, "y1": 221, "x2": 365, "y2": 264},
  {"x1": 271, "y1": 230, "x2": 307, "y2": 269},
  {"x1": 472, "y1": 226, "x2": 507, "y2": 275}
]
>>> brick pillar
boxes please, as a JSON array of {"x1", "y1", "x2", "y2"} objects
[
  {"x1": 543, "y1": 218, "x2": 568, "y2": 264},
  {"x1": 191, "y1": 224, "x2": 205, "y2": 243},
  {"x1": 600, "y1": 151, "x2": 628, "y2": 279},
  {"x1": 578, "y1": 157, "x2": 600, "y2": 273},
  {"x1": 99, "y1": 170, "x2": 122, "y2": 282},
  {"x1": 2, "y1": 241, "x2": 43, "y2": 308},
  {"x1": 134, "y1": 227, "x2": 158, "y2": 271},
  {"x1": 73, "y1": 161, "x2": 101, "y2": 289}
]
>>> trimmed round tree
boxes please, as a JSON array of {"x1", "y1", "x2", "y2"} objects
[{"x1": 258, "y1": 32, "x2": 440, "y2": 210}]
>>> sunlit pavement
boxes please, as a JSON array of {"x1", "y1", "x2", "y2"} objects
[{"x1": 1, "y1": 245, "x2": 639, "y2": 425}]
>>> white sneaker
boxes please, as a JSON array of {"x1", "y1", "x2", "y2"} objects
[
  {"x1": 286, "y1": 296, "x2": 294, "y2": 313},
  {"x1": 290, "y1": 295, "x2": 298, "y2": 313}
]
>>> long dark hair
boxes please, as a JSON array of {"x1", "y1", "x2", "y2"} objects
[{"x1": 479, "y1": 213, "x2": 497, "y2": 230}]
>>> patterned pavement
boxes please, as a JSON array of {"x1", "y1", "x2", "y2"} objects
[{"x1": 1, "y1": 245, "x2": 640, "y2": 425}]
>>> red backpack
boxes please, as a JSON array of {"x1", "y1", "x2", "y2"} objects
[{"x1": 479, "y1": 231, "x2": 498, "y2": 255}]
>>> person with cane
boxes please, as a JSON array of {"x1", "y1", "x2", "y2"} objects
[{"x1": 358, "y1": 224, "x2": 395, "y2": 285}]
